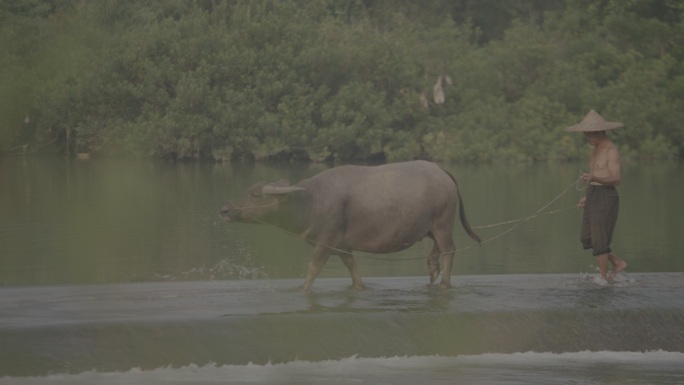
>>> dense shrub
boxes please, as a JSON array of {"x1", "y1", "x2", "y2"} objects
[{"x1": 1, "y1": 0, "x2": 683, "y2": 162}]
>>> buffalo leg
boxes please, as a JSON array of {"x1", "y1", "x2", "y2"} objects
[
  {"x1": 434, "y1": 233, "x2": 456, "y2": 288},
  {"x1": 426, "y1": 242, "x2": 441, "y2": 284},
  {"x1": 440, "y1": 251, "x2": 455, "y2": 288},
  {"x1": 303, "y1": 245, "x2": 331, "y2": 291},
  {"x1": 338, "y1": 252, "x2": 364, "y2": 290}
]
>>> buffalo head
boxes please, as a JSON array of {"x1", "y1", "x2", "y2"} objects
[{"x1": 220, "y1": 180, "x2": 305, "y2": 223}]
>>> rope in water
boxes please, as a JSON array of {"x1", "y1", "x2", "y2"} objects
[
  {"x1": 441, "y1": 176, "x2": 584, "y2": 256},
  {"x1": 472, "y1": 205, "x2": 576, "y2": 229},
  {"x1": 251, "y1": 176, "x2": 586, "y2": 261}
]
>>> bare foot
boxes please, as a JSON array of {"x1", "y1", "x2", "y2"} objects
[{"x1": 608, "y1": 260, "x2": 627, "y2": 281}]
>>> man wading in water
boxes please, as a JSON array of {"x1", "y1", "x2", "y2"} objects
[{"x1": 565, "y1": 110, "x2": 628, "y2": 281}]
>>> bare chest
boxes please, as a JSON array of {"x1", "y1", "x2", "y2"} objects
[{"x1": 589, "y1": 147, "x2": 611, "y2": 174}]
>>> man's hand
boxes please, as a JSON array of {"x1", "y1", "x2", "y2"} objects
[
  {"x1": 578, "y1": 196, "x2": 587, "y2": 209},
  {"x1": 580, "y1": 172, "x2": 593, "y2": 183}
]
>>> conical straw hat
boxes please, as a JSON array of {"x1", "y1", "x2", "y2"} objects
[{"x1": 564, "y1": 110, "x2": 624, "y2": 132}]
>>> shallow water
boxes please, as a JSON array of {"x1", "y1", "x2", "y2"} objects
[
  {"x1": 1, "y1": 274, "x2": 684, "y2": 383},
  {"x1": 1, "y1": 158, "x2": 683, "y2": 383}
]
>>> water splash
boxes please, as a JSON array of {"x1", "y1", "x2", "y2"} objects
[
  {"x1": 153, "y1": 223, "x2": 269, "y2": 281},
  {"x1": 579, "y1": 267, "x2": 638, "y2": 288},
  {"x1": 180, "y1": 258, "x2": 268, "y2": 281},
  {"x1": 153, "y1": 256, "x2": 267, "y2": 282}
]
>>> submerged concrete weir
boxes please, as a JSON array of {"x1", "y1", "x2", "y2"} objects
[{"x1": 1, "y1": 273, "x2": 683, "y2": 376}]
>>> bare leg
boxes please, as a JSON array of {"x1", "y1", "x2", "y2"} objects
[
  {"x1": 426, "y1": 242, "x2": 441, "y2": 284},
  {"x1": 339, "y1": 252, "x2": 364, "y2": 290},
  {"x1": 607, "y1": 252, "x2": 627, "y2": 280},
  {"x1": 303, "y1": 246, "x2": 330, "y2": 291},
  {"x1": 596, "y1": 253, "x2": 609, "y2": 281}
]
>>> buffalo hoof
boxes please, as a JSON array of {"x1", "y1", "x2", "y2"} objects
[{"x1": 349, "y1": 282, "x2": 366, "y2": 291}]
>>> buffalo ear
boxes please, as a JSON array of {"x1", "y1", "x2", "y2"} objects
[{"x1": 261, "y1": 184, "x2": 305, "y2": 195}]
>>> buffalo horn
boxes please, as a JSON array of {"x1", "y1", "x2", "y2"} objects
[{"x1": 261, "y1": 184, "x2": 306, "y2": 195}]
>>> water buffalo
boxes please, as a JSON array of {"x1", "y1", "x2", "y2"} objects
[{"x1": 220, "y1": 160, "x2": 481, "y2": 290}]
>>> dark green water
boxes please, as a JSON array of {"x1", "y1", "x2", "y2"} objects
[{"x1": 1, "y1": 158, "x2": 682, "y2": 286}]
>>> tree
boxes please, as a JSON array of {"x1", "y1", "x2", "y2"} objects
[{"x1": 2, "y1": 0, "x2": 682, "y2": 161}]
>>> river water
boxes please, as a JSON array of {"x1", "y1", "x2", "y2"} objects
[{"x1": 1, "y1": 157, "x2": 683, "y2": 384}]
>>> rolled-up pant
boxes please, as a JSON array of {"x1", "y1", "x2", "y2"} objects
[{"x1": 580, "y1": 185, "x2": 619, "y2": 256}]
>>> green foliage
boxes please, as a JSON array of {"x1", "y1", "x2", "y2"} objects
[{"x1": 1, "y1": 0, "x2": 683, "y2": 162}]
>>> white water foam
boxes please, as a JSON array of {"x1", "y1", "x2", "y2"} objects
[
  {"x1": 579, "y1": 270, "x2": 639, "y2": 288},
  {"x1": 3, "y1": 351, "x2": 683, "y2": 385}
]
